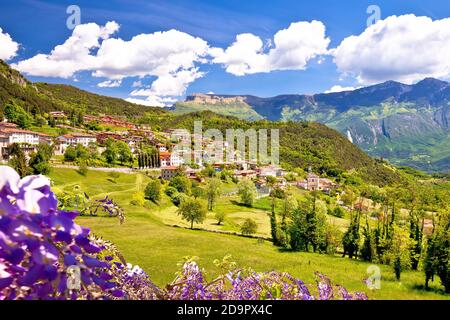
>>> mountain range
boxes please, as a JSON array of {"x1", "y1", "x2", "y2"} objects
[
  {"x1": 1, "y1": 58, "x2": 448, "y2": 173},
  {"x1": 173, "y1": 79, "x2": 450, "y2": 172}
]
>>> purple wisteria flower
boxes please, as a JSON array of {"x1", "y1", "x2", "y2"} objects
[
  {"x1": 162, "y1": 261, "x2": 368, "y2": 300},
  {"x1": 0, "y1": 166, "x2": 123, "y2": 299}
]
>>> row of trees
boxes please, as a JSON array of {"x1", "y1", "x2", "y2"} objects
[{"x1": 137, "y1": 152, "x2": 161, "y2": 169}]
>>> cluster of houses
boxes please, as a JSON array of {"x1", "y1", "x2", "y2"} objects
[
  {"x1": 1, "y1": 111, "x2": 339, "y2": 194},
  {"x1": 296, "y1": 172, "x2": 337, "y2": 192}
]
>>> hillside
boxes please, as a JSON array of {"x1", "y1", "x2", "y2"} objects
[
  {"x1": 139, "y1": 111, "x2": 401, "y2": 186},
  {"x1": 173, "y1": 80, "x2": 450, "y2": 172},
  {"x1": 0, "y1": 59, "x2": 166, "y2": 118}
]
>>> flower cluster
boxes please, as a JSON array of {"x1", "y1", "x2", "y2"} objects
[
  {"x1": 0, "y1": 166, "x2": 123, "y2": 299},
  {"x1": 0, "y1": 166, "x2": 368, "y2": 300},
  {"x1": 163, "y1": 261, "x2": 367, "y2": 300},
  {"x1": 88, "y1": 195, "x2": 125, "y2": 224}
]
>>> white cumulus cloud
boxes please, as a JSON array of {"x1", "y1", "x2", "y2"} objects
[
  {"x1": 332, "y1": 15, "x2": 450, "y2": 84},
  {"x1": 0, "y1": 27, "x2": 19, "y2": 61},
  {"x1": 132, "y1": 80, "x2": 143, "y2": 88},
  {"x1": 13, "y1": 22, "x2": 209, "y2": 106},
  {"x1": 129, "y1": 68, "x2": 203, "y2": 106},
  {"x1": 211, "y1": 21, "x2": 330, "y2": 76},
  {"x1": 13, "y1": 21, "x2": 119, "y2": 78},
  {"x1": 93, "y1": 29, "x2": 209, "y2": 80},
  {"x1": 97, "y1": 79, "x2": 122, "y2": 88},
  {"x1": 324, "y1": 85, "x2": 360, "y2": 93}
]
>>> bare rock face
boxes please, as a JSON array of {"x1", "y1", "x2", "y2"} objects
[{"x1": 186, "y1": 93, "x2": 246, "y2": 105}]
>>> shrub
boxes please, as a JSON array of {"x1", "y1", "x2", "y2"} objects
[
  {"x1": 131, "y1": 192, "x2": 145, "y2": 206},
  {"x1": 108, "y1": 171, "x2": 121, "y2": 181},
  {"x1": 171, "y1": 192, "x2": 187, "y2": 207},
  {"x1": 77, "y1": 162, "x2": 89, "y2": 176},
  {"x1": 240, "y1": 218, "x2": 257, "y2": 235},
  {"x1": 169, "y1": 175, "x2": 192, "y2": 195},
  {"x1": 215, "y1": 211, "x2": 226, "y2": 225},
  {"x1": 144, "y1": 179, "x2": 161, "y2": 202},
  {"x1": 237, "y1": 179, "x2": 257, "y2": 207},
  {"x1": 332, "y1": 206, "x2": 346, "y2": 218},
  {"x1": 165, "y1": 186, "x2": 178, "y2": 198}
]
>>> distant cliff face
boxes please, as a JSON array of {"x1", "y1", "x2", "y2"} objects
[
  {"x1": 173, "y1": 79, "x2": 450, "y2": 172},
  {"x1": 186, "y1": 93, "x2": 246, "y2": 105}
]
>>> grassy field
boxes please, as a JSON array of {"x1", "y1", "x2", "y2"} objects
[{"x1": 48, "y1": 168, "x2": 450, "y2": 300}]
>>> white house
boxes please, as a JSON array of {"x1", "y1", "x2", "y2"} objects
[
  {"x1": 56, "y1": 133, "x2": 97, "y2": 155},
  {"x1": 1, "y1": 128, "x2": 41, "y2": 145},
  {"x1": 0, "y1": 128, "x2": 50, "y2": 160},
  {"x1": 57, "y1": 133, "x2": 97, "y2": 147},
  {"x1": 170, "y1": 151, "x2": 184, "y2": 167}
]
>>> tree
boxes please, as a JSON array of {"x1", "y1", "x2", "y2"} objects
[
  {"x1": 177, "y1": 197, "x2": 207, "y2": 229},
  {"x1": 116, "y1": 140, "x2": 133, "y2": 165},
  {"x1": 266, "y1": 176, "x2": 278, "y2": 244},
  {"x1": 325, "y1": 224, "x2": 343, "y2": 255},
  {"x1": 360, "y1": 217, "x2": 375, "y2": 262},
  {"x1": 237, "y1": 178, "x2": 257, "y2": 207},
  {"x1": 7, "y1": 143, "x2": 31, "y2": 177},
  {"x1": 4, "y1": 102, "x2": 32, "y2": 129},
  {"x1": 289, "y1": 208, "x2": 308, "y2": 251},
  {"x1": 279, "y1": 191, "x2": 297, "y2": 247},
  {"x1": 342, "y1": 214, "x2": 360, "y2": 259},
  {"x1": 169, "y1": 175, "x2": 192, "y2": 195},
  {"x1": 214, "y1": 211, "x2": 226, "y2": 225},
  {"x1": 341, "y1": 188, "x2": 357, "y2": 208},
  {"x1": 64, "y1": 144, "x2": 89, "y2": 162},
  {"x1": 64, "y1": 146, "x2": 77, "y2": 162},
  {"x1": 288, "y1": 196, "x2": 327, "y2": 252},
  {"x1": 191, "y1": 185, "x2": 204, "y2": 199},
  {"x1": 205, "y1": 178, "x2": 221, "y2": 211},
  {"x1": 423, "y1": 212, "x2": 450, "y2": 292},
  {"x1": 200, "y1": 164, "x2": 216, "y2": 178},
  {"x1": 29, "y1": 143, "x2": 53, "y2": 175},
  {"x1": 102, "y1": 138, "x2": 119, "y2": 164},
  {"x1": 384, "y1": 225, "x2": 413, "y2": 281},
  {"x1": 268, "y1": 186, "x2": 285, "y2": 246},
  {"x1": 145, "y1": 179, "x2": 161, "y2": 202},
  {"x1": 240, "y1": 218, "x2": 257, "y2": 236},
  {"x1": 165, "y1": 186, "x2": 178, "y2": 198}
]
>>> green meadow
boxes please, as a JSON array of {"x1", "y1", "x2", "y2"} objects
[{"x1": 48, "y1": 168, "x2": 450, "y2": 300}]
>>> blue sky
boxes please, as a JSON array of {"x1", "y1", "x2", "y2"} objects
[{"x1": 0, "y1": 0, "x2": 449, "y2": 105}]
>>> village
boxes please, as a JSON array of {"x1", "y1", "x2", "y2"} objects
[{"x1": 0, "y1": 110, "x2": 339, "y2": 195}]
